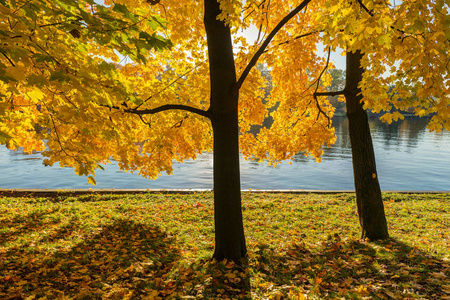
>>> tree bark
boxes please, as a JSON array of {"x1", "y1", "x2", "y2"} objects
[
  {"x1": 204, "y1": 0, "x2": 247, "y2": 261},
  {"x1": 344, "y1": 50, "x2": 389, "y2": 241}
]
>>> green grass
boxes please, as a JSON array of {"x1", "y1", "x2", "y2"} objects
[{"x1": 0, "y1": 192, "x2": 449, "y2": 299}]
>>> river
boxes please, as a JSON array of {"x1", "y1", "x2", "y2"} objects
[{"x1": 1, "y1": 117, "x2": 449, "y2": 191}]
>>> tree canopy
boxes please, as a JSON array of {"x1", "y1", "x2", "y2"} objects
[
  {"x1": 1, "y1": 0, "x2": 448, "y2": 180},
  {"x1": 318, "y1": 0, "x2": 449, "y2": 130},
  {"x1": 0, "y1": 0, "x2": 172, "y2": 183},
  {"x1": 1, "y1": 0, "x2": 338, "y2": 184}
]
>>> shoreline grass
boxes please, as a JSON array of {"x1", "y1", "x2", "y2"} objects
[{"x1": 1, "y1": 192, "x2": 448, "y2": 299}]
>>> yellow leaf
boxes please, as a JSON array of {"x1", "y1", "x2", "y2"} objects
[
  {"x1": 377, "y1": 35, "x2": 391, "y2": 48},
  {"x1": 442, "y1": 284, "x2": 450, "y2": 294},
  {"x1": 87, "y1": 176, "x2": 97, "y2": 185},
  {"x1": 431, "y1": 272, "x2": 447, "y2": 279},
  {"x1": 27, "y1": 90, "x2": 45, "y2": 101}
]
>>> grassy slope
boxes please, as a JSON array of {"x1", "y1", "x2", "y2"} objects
[{"x1": 0, "y1": 192, "x2": 448, "y2": 299}]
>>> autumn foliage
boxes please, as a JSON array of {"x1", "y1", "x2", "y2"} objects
[{"x1": 0, "y1": 0, "x2": 339, "y2": 183}]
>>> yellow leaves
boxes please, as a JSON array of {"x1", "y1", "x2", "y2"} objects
[
  {"x1": 87, "y1": 176, "x2": 97, "y2": 185},
  {"x1": 287, "y1": 289, "x2": 307, "y2": 300},
  {"x1": 27, "y1": 90, "x2": 45, "y2": 101},
  {"x1": 5, "y1": 66, "x2": 27, "y2": 81},
  {"x1": 380, "y1": 111, "x2": 404, "y2": 124},
  {"x1": 443, "y1": 284, "x2": 450, "y2": 294},
  {"x1": 354, "y1": 285, "x2": 370, "y2": 296},
  {"x1": 431, "y1": 272, "x2": 447, "y2": 279},
  {"x1": 377, "y1": 35, "x2": 391, "y2": 48}
]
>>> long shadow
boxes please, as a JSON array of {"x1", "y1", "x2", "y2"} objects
[
  {"x1": 0, "y1": 208, "x2": 66, "y2": 247},
  {"x1": 0, "y1": 194, "x2": 122, "y2": 247},
  {"x1": 1, "y1": 219, "x2": 182, "y2": 299},
  {"x1": 250, "y1": 236, "x2": 449, "y2": 299}
]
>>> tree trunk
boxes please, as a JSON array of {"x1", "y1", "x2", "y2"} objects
[
  {"x1": 204, "y1": 0, "x2": 247, "y2": 261},
  {"x1": 344, "y1": 50, "x2": 389, "y2": 241}
]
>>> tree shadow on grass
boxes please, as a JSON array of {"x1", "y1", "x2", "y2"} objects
[
  {"x1": 250, "y1": 236, "x2": 449, "y2": 299},
  {"x1": 1, "y1": 212, "x2": 253, "y2": 299},
  {"x1": 0, "y1": 208, "x2": 65, "y2": 247},
  {"x1": 1, "y1": 219, "x2": 182, "y2": 299}
]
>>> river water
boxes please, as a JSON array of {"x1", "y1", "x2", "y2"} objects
[{"x1": 1, "y1": 117, "x2": 449, "y2": 191}]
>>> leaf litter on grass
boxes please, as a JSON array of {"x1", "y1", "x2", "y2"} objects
[{"x1": 0, "y1": 192, "x2": 448, "y2": 299}]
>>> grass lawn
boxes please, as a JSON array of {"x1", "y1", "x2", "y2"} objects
[{"x1": 0, "y1": 192, "x2": 449, "y2": 299}]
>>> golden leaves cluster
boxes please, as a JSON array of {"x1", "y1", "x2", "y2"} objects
[
  {"x1": 318, "y1": 0, "x2": 449, "y2": 131},
  {"x1": 3, "y1": 0, "x2": 447, "y2": 183}
]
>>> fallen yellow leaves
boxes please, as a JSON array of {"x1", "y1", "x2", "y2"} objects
[{"x1": 0, "y1": 192, "x2": 448, "y2": 299}]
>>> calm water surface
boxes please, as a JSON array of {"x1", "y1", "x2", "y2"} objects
[{"x1": 1, "y1": 117, "x2": 449, "y2": 190}]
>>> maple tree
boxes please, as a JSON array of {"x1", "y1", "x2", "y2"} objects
[
  {"x1": 309, "y1": 0, "x2": 449, "y2": 240},
  {"x1": 0, "y1": 0, "x2": 336, "y2": 261},
  {"x1": 0, "y1": 0, "x2": 172, "y2": 173}
]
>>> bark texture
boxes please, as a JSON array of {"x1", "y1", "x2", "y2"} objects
[
  {"x1": 204, "y1": 0, "x2": 247, "y2": 261},
  {"x1": 344, "y1": 50, "x2": 389, "y2": 241}
]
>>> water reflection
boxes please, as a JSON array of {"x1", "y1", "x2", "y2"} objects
[{"x1": 0, "y1": 117, "x2": 449, "y2": 190}]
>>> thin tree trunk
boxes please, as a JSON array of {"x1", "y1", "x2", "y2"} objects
[
  {"x1": 204, "y1": 0, "x2": 247, "y2": 261},
  {"x1": 345, "y1": 50, "x2": 389, "y2": 241}
]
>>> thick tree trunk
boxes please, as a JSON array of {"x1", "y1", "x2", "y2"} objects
[
  {"x1": 204, "y1": 0, "x2": 247, "y2": 261},
  {"x1": 345, "y1": 50, "x2": 389, "y2": 241}
]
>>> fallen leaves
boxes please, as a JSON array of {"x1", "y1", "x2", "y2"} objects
[{"x1": 0, "y1": 192, "x2": 448, "y2": 299}]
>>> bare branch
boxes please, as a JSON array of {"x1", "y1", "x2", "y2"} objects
[
  {"x1": 357, "y1": 0, "x2": 374, "y2": 17},
  {"x1": 137, "y1": 114, "x2": 151, "y2": 127},
  {"x1": 236, "y1": 0, "x2": 312, "y2": 91},
  {"x1": 122, "y1": 104, "x2": 210, "y2": 119},
  {"x1": 38, "y1": 17, "x2": 82, "y2": 28},
  {"x1": 12, "y1": 0, "x2": 32, "y2": 15},
  {"x1": 171, "y1": 115, "x2": 189, "y2": 128},
  {"x1": 314, "y1": 91, "x2": 345, "y2": 97},
  {"x1": 263, "y1": 30, "x2": 319, "y2": 53},
  {"x1": 42, "y1": 100, "x2": 84, "y2": 166},
  {"x1": 1, "y1": 51, "x2": 15, "y2": 67},
  {"x1": 312, "y1": 47, "x2": 332, "y2": 127}
]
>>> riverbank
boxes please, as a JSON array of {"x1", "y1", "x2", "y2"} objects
[
  {"x1": 1, "y1": 188, "x2": 449, "y2": 198},
  {"x1": 1, "y1": 192, "x2": 448, "y2": 299}
]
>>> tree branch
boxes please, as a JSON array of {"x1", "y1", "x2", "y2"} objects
[
  {"x1": 357, "y1": 0, "x2": 374, "y2": 17},
  {"x1": 312, "y1": 47, "x2": 332, "y2": 127},
  {"x1": 38, "y1": 17, "x2": 82, "y2": 28},
  {"x1": 1, "y1": 51, "x2": 15, "y2": 67},
  {"x1": 122, "y1": 104, "x2": 210, "y2": 119},
  {"x1": 356, "y1": 0, "x2": 432, "y2": 40},
  {"x1": 235, "y1": 0, "x2": 312, "y2": 91},
  {"x1": 314, "y1": 91, "x2": 345, "y2": 97},
  {"x1": 263, "y1": 30, "x2": 319, "y2": 53},
  {"x1": 139, "y1": 60, "x2": 206, "y2": 108}
]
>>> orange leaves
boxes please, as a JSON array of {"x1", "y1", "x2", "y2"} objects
[{"x1": 380, "y1": 111, "x2": 405, "y2": 124}]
